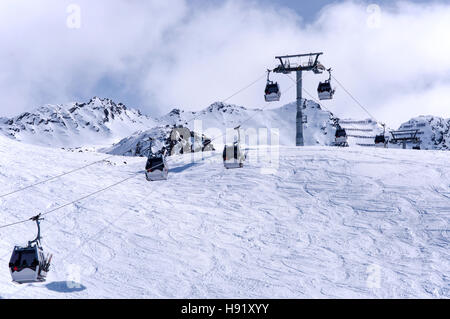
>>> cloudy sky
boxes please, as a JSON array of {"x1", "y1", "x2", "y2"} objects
[{"x1": 0, "y1": 0, "x2": 449, "y2": 127}]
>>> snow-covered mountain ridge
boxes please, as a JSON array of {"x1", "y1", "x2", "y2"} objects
[
  {"x1": 106, "y1": 100, "x2": 341, "y2": 157},
  {"x1": 0, "y1": 97, "x2": 156, "y2": 148},
  {"x1": 0, "y1": 98, "x2": 340, "y2": 151},
  {"x1": 1, "y1": 97, "x2": 449, "y2": 151}
]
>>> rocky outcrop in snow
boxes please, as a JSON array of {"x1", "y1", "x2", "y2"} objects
[
  {"x1": 102, "y1": 125, "x2": 215, "y2": 157},
  {"x1": 397, "y1": 116, "x2": 450, "y2": 150}
]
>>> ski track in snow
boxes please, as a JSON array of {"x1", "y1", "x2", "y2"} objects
[{"x1": 0, "y1": 137, "x2": 449, "y2": 298}]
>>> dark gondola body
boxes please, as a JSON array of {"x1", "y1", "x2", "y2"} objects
[
  {"x1": 317, "y1": 81, "x2": 334, "y2": 100},
  {"x1": 145, "y1": 155, "x2": 169, "y2": 181},
  {"x1": 9, "y1": 215, "x2": 51, "y2": 284},
  {"x1": 223, "y1": 126, "x2": 246, "y2": 169},
  {"x1": 9, "y1": 246, "x2": 49, "y2": 284},
  {"x1": 264, "y1": 82, "x2": 281, "y2": 102},
  {"x1": 334, "y1": 128, "x2": 349, "y2": 147},
  {"x1": 375, "y1": 135, "x2": 387, "y2": 148},
  {"x1": 223, "y1": 143, "x2": 245, "y2": 169},
  {"x1": 317, "y1": 68, "x2": 335, "y2": 100}
]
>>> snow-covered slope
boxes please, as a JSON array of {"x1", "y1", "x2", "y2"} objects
[
  {"x1": 0, "y1": 135, "x2": 448, "y2": 298},
  {"x1": 0, "y1": 97, "x2": 156, "y2": 148},
  {"x1": 398, "y1": 116, "x2": 450, "y2": 150},
  {"x1": 141, "y1": 100, "x2": 338, "y2": 148}
]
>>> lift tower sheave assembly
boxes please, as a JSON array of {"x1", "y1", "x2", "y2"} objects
[{"x1": 273, "y1": 52, "x2": 325, "y2": 146}]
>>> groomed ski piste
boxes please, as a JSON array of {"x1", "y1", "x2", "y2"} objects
[{"x1": 0, "y1": 133, "x2": 449, "y2": 298}]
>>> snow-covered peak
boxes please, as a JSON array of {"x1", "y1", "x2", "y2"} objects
[
  {"x1": 1, "y1": 96, "x2": 401, "y2": 151},
  {"x1": 155, "y1": 108, "x2": 192, "y2": 126},
  {"x1": 0, "y1": 97, "x2": 156, "y2": 148},
  {"x1": 206, "y1": 102, "x2": 249, "y2": 114}
]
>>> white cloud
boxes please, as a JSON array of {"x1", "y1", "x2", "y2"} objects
[
  {"x1": 0, "y1": 0, "x2": 187, "y2": 114},
  {"x1": 0, "y1": 0, "x2": 449, "y2": 128}
]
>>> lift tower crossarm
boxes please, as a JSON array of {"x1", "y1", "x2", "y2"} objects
[{"x1": 273, "y1": 52, "x2": 323, "y2": 73}]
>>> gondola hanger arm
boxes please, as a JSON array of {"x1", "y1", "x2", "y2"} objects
[{"x1": 30, "y1": 214, "x2": 43, "y2": 221}]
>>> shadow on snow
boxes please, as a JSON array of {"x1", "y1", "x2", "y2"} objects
[
  {"x1": 46, "y1": 281, "x2": 86, "y2": 293},
  {"x1": 170, "y1": 162, "x2": 200, "y2": 174}
]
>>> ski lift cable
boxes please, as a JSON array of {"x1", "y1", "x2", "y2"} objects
[
  {"x1": 184, "y1": 72, "x2": 268, "y2": 125},
  {"x1": 0, "y1": 138, "x2": 218, "y2": 232},
  {"x1": 208, "y1": 79, "x2": 296, "y2": 145},
  {"x1": 302, "y1": 86, "x2": 363, "y2": 132},
  {"x1": 330, "y1": 75, "x2": 381, "y2": 125},
  {"x1": 304, "y1": 85, "x2": 368, "y2": 133},
  {"x1": 166, "y1": 72, "x2": 275, "y2": 162},
  {"x1": 284, "y1": 73, "x2": 366, "y2": 132},
  {"x1": 239, "y1": 80, "x2": 296, "y2": 127},
  {"x1": 0, "y1": 160, "x2": 170, "y2": 275},
  {"x1": 286, "y1": 72, "x2": 385, "y2": 134},
  {"x1": 2, "y1": 72, "x2": 268, "y2": 197},
  {"x1": 0, "y1": 155, "x2": 115, "y2": 200},
  {"x1": 0, "y1": 218, "x2": 31, "y2": 230},
  {"x1": 0, "y1": 74, "x2": 265, "y2": 222},
  {"x1": 285, "y1": 73, "x2": 334, "y2": 114},
  {"x1": 0, "y1": 73, "x2": 267, "y2": 230},
  {"x1": 0, "y1": 145, "x2": 212, "y2": 231},
  {"x1": 0, "y1": 131, "x2": 211, "y2": 230},
  {"x1": 0, "y1": 187, "x2": 96, "y2": 235},
  {"x1": 0, "y1": 160, "x2": 165, "y2": 230},
  {"x1": 221, "y1": 73, "x2": 268, "y2": 104},
  {"x1": 40, "y1": 171, "x2": 142, "y2": 218},
  {"x1": 4, "y1": 185, "x2": 157, "y2": 298},
  {"x1": 0, "y1": 172, "x2": 138, "y2": 230},
  {"x1": 0, "y1": 72, "x2": 289, "y2": 230}
]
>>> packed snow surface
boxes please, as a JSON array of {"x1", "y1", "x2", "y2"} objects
[{"x1": 0, "y1": 135, "x2": 449, "y2": 298}]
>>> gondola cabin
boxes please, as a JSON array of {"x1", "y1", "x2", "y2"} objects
[
  {"x1": 374, "y1": 135, "x2": 387, "y2": 148},
  {"x1": 223, "y1": 143, "x2": 245, "y2": 169},
  {"x1": 9, "y1": 245, "x2": 48, "y2": 284},
  {"x1": 317, "y1": 68, "x2": 335, "y2": 101},
  {"x1": 264, "y1": 82, "x2": 281, "y2": 102},
  {"x1": 264, "y1": 70, "x2": 281, "y2": 102},
  {"x1": 335, "y1": 128, "x2": 348, "y2": 147},
  {"x1": 9, "y1": 215, "x2": 51, "y2": 284},
  {"x1": 145, "y1": 155, "x2": 169, "y2": 181},
  {"x1": 317, "y1": 81, "x2": 334, "y2": 100},
  {"x1": 223, "y1": 126, "x2": 246, "y2": 169}
]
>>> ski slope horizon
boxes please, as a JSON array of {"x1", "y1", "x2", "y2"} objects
[
  {"x1": 0, "y1": 134, "x2": 449, "y2": 298},
  {"x1": 1, "y1": 96, "x2": 449, "y2": 152}
]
